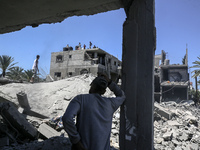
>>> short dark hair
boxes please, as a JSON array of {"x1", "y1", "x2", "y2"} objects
[
  {"x1": 90, "y1": 77, "x2": 108, "y2": 94},
  {"x1": 36, "y1": 55, "x2": 40, "y2": 59}
]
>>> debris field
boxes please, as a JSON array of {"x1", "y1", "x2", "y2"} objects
[{"x1": 0, "y1": 74, "x2": 199, "y2": 150}]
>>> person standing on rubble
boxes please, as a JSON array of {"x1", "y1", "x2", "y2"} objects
[
  {"x1": 89, "y1": 41, "x2": 92, "y2": 49},
  {"x1": 62, "y1": 73, "x2": 126, "y2": 150},
  {"x1": 30, "y1": 55, "x2": 40, "y2": 83}
]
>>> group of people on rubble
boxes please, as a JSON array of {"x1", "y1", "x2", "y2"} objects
[{"x1": 73, "y1": 42, "x2": 97, "y2": 50}]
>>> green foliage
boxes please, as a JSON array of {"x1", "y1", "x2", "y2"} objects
[
  {"x1": 24, "y1": 69, "x2": 47, "y2": 82},
  {"x1": 0, "y1": 55, "x2": 46, "y2": 83},
  {"x1": 189, "y1": 89, "x2": 200, "y2": 100},
  {"x1": 0, "y1": 55, "x2": 18, "y2": 77},
  {"x1": 7, "y1": 67, "x2": 24, "y2": 81},
  {"x1": 190, "y1": 56, "x2": 200, "y2": 78},
  {"x1": 24, "y1": 69, "x2": 34, "y2": 81}
]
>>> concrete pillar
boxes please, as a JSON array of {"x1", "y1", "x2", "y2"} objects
[
  {"x1": 120, "y1": 0, "x2": 155, "y2": 149},
  {"x1": 16, "y1": 91, "x2": 31, "y2": 110}
]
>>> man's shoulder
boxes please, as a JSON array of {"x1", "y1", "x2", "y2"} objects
[
  {"x1": 75, "y1": 93, "x2": 99, "y2": 100},
  {"x1": 74, "y1": 94, "x2": 89, "y2": 98}
]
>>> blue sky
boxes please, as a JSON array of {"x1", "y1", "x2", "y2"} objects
[
  {"x1": 155, "y1": 0, "x2": 200, "y2": 85},
  {"x1": 0, "y1": 0, "x2": 200, "y2": 85},
  {"x1": 0, "y1": 8, "x2": 126, "y2": 74}
]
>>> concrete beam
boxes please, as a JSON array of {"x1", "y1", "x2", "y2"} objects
[
  {"x1": 154, "y1": 103, "x2": 174, "y2": 120},
  {"x1": 0, "y1": 102, "x2": 38, "y2": 140},
  {"x1": 120, "y1": 0, "x2": 155, "y2": 149},
  {"x1": 0, "y1": 0, "x2": 122, "y2": 34}
]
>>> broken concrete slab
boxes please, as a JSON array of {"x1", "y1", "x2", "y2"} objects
[
  {"x1": 179, "y1": 132, "x2": 189, "y2": 141},
  {"x1": 154, "y1": 103, "x2": 175, "y2": 120},
  {"x1": 167, "y1": 120, "x2": 182, "y2": 126},
  {"x1": 0, "y1": 102, "x2": 38, "y2": 140},
  {"x1": 38, "y1": 123, "x2": 62, "y2": 139},
  {"x1": 162, "y1": 132, "x2": 173, "y2": 141}
]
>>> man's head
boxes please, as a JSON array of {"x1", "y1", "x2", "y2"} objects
[
  {"x1": 89, "y1": 76, "x2": 108, "y2": 95},
  {"x1": 36, "y1": 55, "x2": 40, "y2": 59}
]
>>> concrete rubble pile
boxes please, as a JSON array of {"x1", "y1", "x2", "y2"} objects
[
  {"x1": 1, "y1": 74, "x2": 200, "y2": 149},
  {"x1": 0, "y1": 103, "x2": 119, "y2": 150},
  {"x1": 0, "y1": 74, "x2": 118, "y2": 150},
  {"x1": 110, "y1": 100, "x2": 200, "y2": 150},
  {"x1": 161, "y1": 81, "x2": 188, "y2": 86},
  {"x1": 154, "y1": 101, "x2": 200, "y2": 150}
]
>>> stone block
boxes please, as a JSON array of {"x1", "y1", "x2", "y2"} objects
[
  {"x1": 162, "y1": 132, "x2": 173, "y2": 141},
  {"x1": 154, "y1": 103, "x2": 174, "y2": 120},
  {"x1": 154, "y1": 137, "x2": 163, "y2": 144},
  {"x1": 167, "y1": 120, "x2": 182, "y2": 126},
  {"x1": 38, "y1": 123, "x2": 61, "y2": 139},
  {"x1": 179, "y1": 132, "x2": 188, "y2": 141}
]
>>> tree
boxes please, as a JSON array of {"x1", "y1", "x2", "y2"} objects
[
  {"x1": 190, "y1": 56, "x2": 200, "y2": 78},
  {"x1": 190, "y1": 56, "x2": 200, "y2": 104},
  {"x1": 189, "y1": 88, "x2": 200, "y2": 100},
  {"x1": 0, "y1": 55, "x2": 18, "y2": 77},
  {"x1": 7, "y1": 67, "x2": 24, "y2": 81}
]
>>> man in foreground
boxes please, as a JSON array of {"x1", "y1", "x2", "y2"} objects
[{"x1": 62, "y1": 73, "x2": 126, "y2": 150}]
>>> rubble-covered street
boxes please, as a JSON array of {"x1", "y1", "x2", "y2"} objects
[
  {"x1": 0, "y1": 74, "x2": 200, "y2": 150},
  {"x1": 154, "y1": 101, "x2": 200, "y2": 150}
]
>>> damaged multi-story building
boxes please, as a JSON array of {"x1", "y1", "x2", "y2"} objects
[
  {"x1": 50, "y1": 45, "x2": 122, "y2": 81},
  {"x1": 154, "y1": 50, "x2": 189, "y2": 102}
]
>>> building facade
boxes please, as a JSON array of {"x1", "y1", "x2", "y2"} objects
[
  {"x1": 154, "y1": 50, "x2": 189, "y2": 102},
  {"x1": 50, "y1": 47, "x2": 121, "y2": 81}
]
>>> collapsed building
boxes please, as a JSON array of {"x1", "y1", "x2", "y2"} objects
[
  {"x1": 50, "y1": 45, "x2": 122, "y2": 81},
  {"x1": 154, "y1": 50, "x2": 189, "y2": 102}
]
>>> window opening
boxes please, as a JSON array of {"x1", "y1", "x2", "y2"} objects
[
  {"x1": 55, "y1": 72, "x2": 61, "y2": 77},
  {"x1": 56, "y1": 55, "x2": 63, "y2": 62}
]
